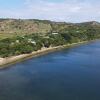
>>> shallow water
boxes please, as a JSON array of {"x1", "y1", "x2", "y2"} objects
[{"x1": 0, "y1": 40, "x2": 100, "y2": 100}]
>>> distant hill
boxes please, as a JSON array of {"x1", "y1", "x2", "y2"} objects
[
  {"x1": 0, "y1": 19, "x2": 100, "y2": 39},
  {"x1": 0, "y1": 19, "x2": 52, "y2": 34}
]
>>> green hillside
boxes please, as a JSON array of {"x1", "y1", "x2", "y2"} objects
[{"x1": 0, "y1": 19, "x2": 100, "y2": 58}]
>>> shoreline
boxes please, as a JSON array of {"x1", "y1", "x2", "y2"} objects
[{"x1": 0, "y1": 41, "x2": 88, "y2": 69}]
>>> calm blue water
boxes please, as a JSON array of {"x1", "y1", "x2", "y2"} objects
[{"x1": 0, "y1": 40, "x2": 100, "y2": 100}]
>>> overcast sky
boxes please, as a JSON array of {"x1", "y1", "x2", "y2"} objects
[{"x1": 0, "y1": 0, "x2": 100, "y2": 22}]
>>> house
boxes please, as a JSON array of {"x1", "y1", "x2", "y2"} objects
[
  {"x1": 16, "y1": 40, "x2": 20, "y2": 43},
  {"x1": 28, "y1": 39, "x2": 36, "y2": 45},
  {"x1": 52, "y1": 33, "x2": 59, "y2": 35}
]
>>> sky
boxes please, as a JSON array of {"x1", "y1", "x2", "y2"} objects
[{"x1": 0, "y1": 0, "x2": 100, "y2": 22}]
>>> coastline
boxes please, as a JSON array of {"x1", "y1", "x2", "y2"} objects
[{"x1": 0, "y1": 41, "x2": 88, "y2": 69}]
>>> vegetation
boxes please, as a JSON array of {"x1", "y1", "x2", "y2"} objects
[{"x1": 0, "y1": 19, "x2": 100, "y2": 58}]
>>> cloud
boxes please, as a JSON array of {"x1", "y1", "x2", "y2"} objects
[
  {"x1": 23, "y1": 0, "x2": 82, "y2": 21},
  {"x1": 0, "y1": 0, "x2": 100, "y2": 22}
]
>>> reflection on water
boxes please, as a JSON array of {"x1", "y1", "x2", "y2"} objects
[{"x1": 0, "y1": 40, "x2": 100, "y2": 100}]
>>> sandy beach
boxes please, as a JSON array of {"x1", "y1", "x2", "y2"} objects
[{"x1": 0, "y1": 41, "x2": 87, "y2": 68}]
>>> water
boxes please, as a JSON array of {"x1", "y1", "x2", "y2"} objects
[{"x1": 0, "y1": 40, "x2": 100, "y2": 100}]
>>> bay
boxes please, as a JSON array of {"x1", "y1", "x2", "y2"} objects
[{"x1": 0, "y1": 40, "x2": 100, "y2": 100}]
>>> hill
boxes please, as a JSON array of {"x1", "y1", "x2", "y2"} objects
[
  {"x1": 0, "y1": 19, "x2": 100, "y2": 58},
  {"x1": 0, "y1": 19, "x2": 100, "y2": 39}
]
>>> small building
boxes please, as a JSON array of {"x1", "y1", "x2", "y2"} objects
[
  {"x1": 52, "y1": 33, "x2": 59, "y2": 35},
  {"x1": 31, "y1": 41, "x2": 36, "y2": 45},
  {"x1": 28, "y1": 39, "x2": 36, "y2": 45},
  {"x1": 16, "y1": 40, "x2": 20, "y2": 43}
]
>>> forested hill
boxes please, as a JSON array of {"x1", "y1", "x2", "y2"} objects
[{"x1": 0, "y1": 19, "x2": 100, "y2": 58}]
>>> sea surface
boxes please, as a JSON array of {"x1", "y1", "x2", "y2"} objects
[{"x1": 0, "y1": 40, "x2": 100, "y2": 100}]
